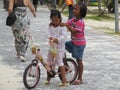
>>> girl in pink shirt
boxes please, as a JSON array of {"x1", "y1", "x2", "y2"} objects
[{"x1": 61, "y1": 3, "x2": 87, "y2": 85}]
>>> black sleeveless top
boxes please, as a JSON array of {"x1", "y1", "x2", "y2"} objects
[{"x1": 14, "y1": 0, "x2": 26, "y2": 7}]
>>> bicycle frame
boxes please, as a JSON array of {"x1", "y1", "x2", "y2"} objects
[
  {"x1": 30, "y1": 44, "x2": 72, "y2": 77},
  {"x1": 31, "y1": 46, "x2": 55, "y2": 76}
]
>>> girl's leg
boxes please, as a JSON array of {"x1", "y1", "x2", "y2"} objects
[
  {"x1": 59, "y1": 66, "x2": 67, "y2": 83},
  {"x1": 76, "y1": 59, "x2": 83, "y2": 83},
  {"x1": 56, "y1": 51, "x2": 69, "y2": 86},
  {"x1": 72, "y1": 59, "x2": 83, "y2": 85},
  {"x1": 45, "y1": 52, "x2": 54, "y2": 83},
  {"x1": 46, "y1": 71, "x2": 51, "y2": 82},
  {"x1": 72, "y1": 45, "x2": 85, "y2": 85},
  {"x1": 75, "y1": 46, "x2": 85, "y2": 83}
]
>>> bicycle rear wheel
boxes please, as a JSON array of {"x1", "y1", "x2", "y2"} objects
[
  {"x1": 58, "y1": 58, "x2": 78, "y2": 84},
  {"x1": 23, "y1": 62, "x2": 40, "y2": 89}
]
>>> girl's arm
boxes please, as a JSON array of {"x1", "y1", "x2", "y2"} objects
[
  {"x1": 66, "y1": 24, "x2": 78, "y2": 35},
  {"x1": 60, "y1": 23, "x2": 77, "y2": 35}
]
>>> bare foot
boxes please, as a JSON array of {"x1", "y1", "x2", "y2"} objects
[{"x1": 72, "y1": 80, "x2": 83, "y2": 85}]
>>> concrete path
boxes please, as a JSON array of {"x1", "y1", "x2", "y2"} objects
[{"x1": 0, "y1": 2, "x2": 120, "y2": 90}]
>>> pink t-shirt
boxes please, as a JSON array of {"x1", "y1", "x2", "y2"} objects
[{"x1": 67, "y1": 18, "x2": 86, "y2": 46}]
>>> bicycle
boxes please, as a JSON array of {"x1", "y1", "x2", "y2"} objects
[{"x1": 23, "y1": 39, "x2": 78, "y2": 89}]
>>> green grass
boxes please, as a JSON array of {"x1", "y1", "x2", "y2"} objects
[
  {"x1": 86, "y1": 14, "x2": 115, "y2": 21},
  {"x1": 90, "y1": 2, "x2": 98, "y2": 6},
  {"x1": 61, "y1": 9, "x2": 69, "y2": 17},
  {"x1": 92, "y1": 25, "x2": 120, "y2": 37},
  {"x1": 89, "y1": 2, "x2": 105, "y2": 6},
  {"x1": 101, "y1": 29, "x2": 120, "y2": 37}
]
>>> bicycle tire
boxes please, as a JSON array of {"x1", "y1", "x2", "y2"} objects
[
  {"x1": 23, "y1": 62, "x2": 40, "y2": 89},
  {"x1": 58, "y1": 58, "x2": 78, "y2": 84}
]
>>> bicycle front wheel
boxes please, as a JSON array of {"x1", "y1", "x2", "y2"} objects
[
  {"x1": 23, "y1": 63, "x2": 40, "y2": 89},
  {"x1": 58, "y1": 58, "x2": 78, "y2": 84}
]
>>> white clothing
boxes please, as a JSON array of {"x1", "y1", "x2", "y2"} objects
[
  {"x1": 47, "y1": 51, "x2": 64, "y2": 66},
  {"x1": 47, "y1": 26, "x2": 67, "y2": 66},
  {"x1": 48, "y1": 26, "x2": 67, "y2": 52}
]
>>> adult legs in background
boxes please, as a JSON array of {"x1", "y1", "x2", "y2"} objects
[
  {"x1": 68, "y1": 5, "x2": 74, "y2": 19},
  {"x1": 33, "y1": 0, "x2": 38, "y2": 11},
  {"x1": 39, "y1": 0, "x2": 43, "y2": 5},
  {"x1": 12, "y1": 29, "x2": 29, "y2": 62}
]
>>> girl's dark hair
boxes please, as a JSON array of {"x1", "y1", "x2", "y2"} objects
[
  {"x1": 50, "y1": 9, "x2": 62, "y2": 21},
  {"x1": 77, "y1": 3, "x2": 87, "y2": 18}
]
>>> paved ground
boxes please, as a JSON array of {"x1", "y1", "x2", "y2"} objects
[{"x1": 0, "y1": 2, "x2": 120, "y2": 90}]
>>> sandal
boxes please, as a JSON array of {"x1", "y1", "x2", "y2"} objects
[
  {"x1": 19, "y1": 56, "x2": 26, "y2": 62},
  {"x1": 59, "y1": 82, "x2": 69, "y2": 87},
  {"x1": 72, "y1": 80, "x2": 83, "y2": 85},
  {"x1": 44, "y1": 81, "x2": 50, "y2": 85}
]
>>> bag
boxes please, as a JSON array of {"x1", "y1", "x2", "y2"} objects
[
  {"x1": 6, "y1": 12, "x2": 16, "y2": 26},
  {"x1": 6, "y1": 0, "x2": 17, "y2": 26},
  {"x1": 65, "y1": 0, "x2": 73, "y2": 5},
  {"x1": 49, "y1": 41, "x2": 57, "y2": 57}
]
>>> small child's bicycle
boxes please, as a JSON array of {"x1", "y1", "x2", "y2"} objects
[{"x1": 23, "y1": 39, "x2": 78, "y2": 89}]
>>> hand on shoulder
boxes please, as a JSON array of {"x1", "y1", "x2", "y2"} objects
[{"x1": 60, "y1": 23, "x2": 67, "y2": 27}]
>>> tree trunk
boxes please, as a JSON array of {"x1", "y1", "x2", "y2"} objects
[
  {"x1": 115, "y1": 0, "x2": 119, "y2": 33},
  {"x1": 98, "y1": 0, "x2": 102, "y2": 16}
]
